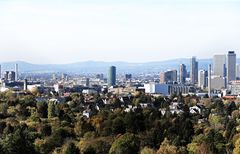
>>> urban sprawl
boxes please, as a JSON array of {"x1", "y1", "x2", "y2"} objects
[{"x1": 1, "y1": 51, "x2": 240, "y2": 153}]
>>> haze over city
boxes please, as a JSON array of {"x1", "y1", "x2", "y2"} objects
[
  {"x1": 1, "y1": 0, "x2": 240, "y2": 154},
  {"x1": 0, "y1": 0, "x2": 240, "y2": 64}
]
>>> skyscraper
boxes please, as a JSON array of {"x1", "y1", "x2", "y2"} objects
[
  {"x1": 190, "y1": 57, "x2": 198, "y2": 84},
  {"x1": 160, "y1": 70, "x2": 177, "y2": 84},
  {"x1": 0, "y1": 65, "x2": 1, "y2": 79},
  {"x1": 198, "y1": 70, "x2": 207, "y2": 89},
  {"x1": 227, "y1": 51, "x2": 236, "y2": 83},
  {"x1": 24, "y1": 79, "x2": 28, "y2": 91},
  {"x1": 52, "y1": 74, "x2": 56, "y2": 80},
  {"x1": 125, "y1": 74, "x2": 132, "y2": 80},
  {"x1": 61, "y1": 73, "x2": 67, "y2": 81},
  {"x1": 179, "y1": 64, "x2": 187, "y2": 84},
  {"x1": 236, "y1": 64, "x2": 240, "y2": 80},
  {"x1": 86, "y1": 78, "x2": 90, "y2": 87},
  {"x1": 108, "y1": 66, "x2": 116, "y2": 86},
  {"x1": 8, "y1": 71, "x2": 15, "y2": 81},
  {"x1": 213, "y1": 55, "x2": 226, "y2": 77},
  {"x1": 15, "y1": 63, "x2": 18, "y2": 81},
  {"x1": 4, "y1": 71, "x2": 9, "y2": 80},
  {"x1": 208, "y1": 64, "x2": 211, "y2": 97}
]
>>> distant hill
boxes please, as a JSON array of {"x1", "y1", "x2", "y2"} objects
[{"x1": 1, "y1": 58, "x2": 238, "y2": 74}]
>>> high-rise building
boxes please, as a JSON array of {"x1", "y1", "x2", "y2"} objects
[
  {"x1": 198, "y1": 70, "x2": 207, "y2": 89},
  {"x1": 227, "y1": 51, "x2": 236, "y2": 83},
  {"x1": 160, "y1": 70, "x2": 177, "y2": 84},
  {"x1": 15, "y1": 63, "x2": 18, "y2": 81},
  {"x1": 96, "y1": 74, "x2": 104, "y2": 80},
  {"x1": 52, "y1": 74, "x2": 56, "y2": 80},
  {"x1": 125, "y1": 74, "x2": 132, "y2": 80},
  {"x1": 190, "y1": 57, "x2": 198, "y2": 84},
  {"x1": 61, "y1": 73, "x2": 67, "y2": 80},
  {"x1": 24, "y1": 79, "x2": 28, "y2": 91},
  {"x1": 211, "y1": 76, "x2": 226, "y2": 90},
  {"x1": 0, "y1": 65, "x2": 1, "y2": 79},
  {"x1": 208, "y1": 64, "x2": 211, "y2": 97},
  {"x1": 179, "y1": 64, "x2": 187, "y2": 84},
  {"x1": 213, "y1": 55, "x2": 226, "y2": 77},
  {"x1": 86, "y1": 78, "x2": 90, "y2": 87},
  {"x1": 236, "y1": 64, "x2": 240, "y2": 80},
  {"x1": 108, "y1": 66, "x2": 116, "y2": 86},
  {"x1": 4, "y1": 71, "x2": 9, "y2": 80},
  {"x1": 8, "y1": 71, "x2": 15, "y2": 81}
]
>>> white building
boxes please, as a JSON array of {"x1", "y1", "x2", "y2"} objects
[
  {"x1": 144, "y1": 83, "x2": 194, "y2": 96},
  {"x1": 236, "y1": 64, "x2": 240, "y2": 79},
  {"x1": 210, "y1": 76, "x2": 226, "y2": 90},
  {"x1": 53, "y1": 84, "x2": 64, "y2": 94},
  {"x1": 27, "y1": 84, "x2": 43, "y2": 93},
  {"x1": 228, "y1": 80, "x2": 240, "y2": 95},
  {"x1": 82, "y1": 89, "x2": 97, "y2": 94},
  {"x1": 198, "y1": 70, "x2": 207, "y2": 89},
  {"x1": 144, "y1": 83, "x2": 169, "y2": 95},
  {"x1": 213, "y1": 55, "x2": 226, "y2": 77}
]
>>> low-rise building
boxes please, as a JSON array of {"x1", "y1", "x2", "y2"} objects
[
  {"x1": 228, "y1": 80, "x2": 240, "y2": 95},
  {"x1": 144, "y1": 83, "x2": 195, "y2": 96}
]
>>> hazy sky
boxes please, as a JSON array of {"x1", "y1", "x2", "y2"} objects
[{"x1": 0, "y1": 0, "x2": 239, "y2": 64}]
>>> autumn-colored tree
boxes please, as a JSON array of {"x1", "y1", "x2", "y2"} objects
[
  {"x1": 157, "y1": 138, "x2": 177, "y2": 154},
  {"x1": 141, "y1": 147, "x2": 156, "y2": 154},
  {"x1": 233, "y1": 138, "x2": 240, "y2": 154}
]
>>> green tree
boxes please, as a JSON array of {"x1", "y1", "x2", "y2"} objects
[
  {"x1": 74, "y1": 117, "x2": 94, "y2": 137},
  {"x1": 0, "y1": 124, "x2": 36, "y2": 154},
  {"x1": 109, "y1": 133, "x2": 140, "y2": 154},
  {"x1": 61, "y1": 141, "x2": 80, "y2": 154},
  {"x1": 124, "y1": 110, "x2": 145, "y2": 133},
  {"x1": 0, "y1": 103, "x2": 8, "y2": 116},
  {"x1": 36, "y1": 101, "x2": 48, "y2": 118},
  {"x1": 112, "y1": 98, "x2": 122, "y2": 108},
  {"x1": 82, "y1": 145, "x2": 96, "y2": 154},
  {"x1": 36, "y1": 128, "x2": 72, "y2": 154},
  {"x1": 112, "y1": 117, "x2": 126, "y2": 135},
  {"x1": 48, "y1": 101, "x2": 56, "y2": 118}
]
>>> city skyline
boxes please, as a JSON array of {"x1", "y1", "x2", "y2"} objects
[
  {"x1": 0, "y1": 0, "x2": 240, "y2": 64},
  {"x1": 1, "y1": 1, "x2": 240, "y2": 153}
]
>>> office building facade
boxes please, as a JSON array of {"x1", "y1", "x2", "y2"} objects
[
  {"x1": 236, "y1": 64, "x2": 240, "y2": 80},
  {"x1": 213, "y1": 55, "x2": 226, "y2": 77},
  {"x1": 108, "y1": 66, "x2": 116, "y2": 86},
  {"x1": 4, "y1": 71, "x2": 9, "y2": 80},
  {"x1": 198, "y1": 70, "x2": 207, "y2": 89},
  {"x1": 160, "y1": 70, "x2": 177, "y2": 84},
  {"x1": 211, "y1": 76, "x2": 226, "y2": 90},
  {"x1": 179, "y1": 64, "x2": 187, "y2": 84},
  {"x1": 8, "y1": 71, "x2": 16, "y2": 81},
  {"x1": 15, "y1": 63, "x2": 18, "y2": 81},
  {"x1": 125, "y1": 74, "x2": 132, "y2": 80},
  {"x1": 227, "y1": 51, "x2": 236, "y2": 83},
  {"x1": 190, "y1": 57, "x2": 198, "y2": 84}
]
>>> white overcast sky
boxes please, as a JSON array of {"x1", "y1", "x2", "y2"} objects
[{"x1": 0, "y1": 0, "x2": 239, "y2": 64}]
